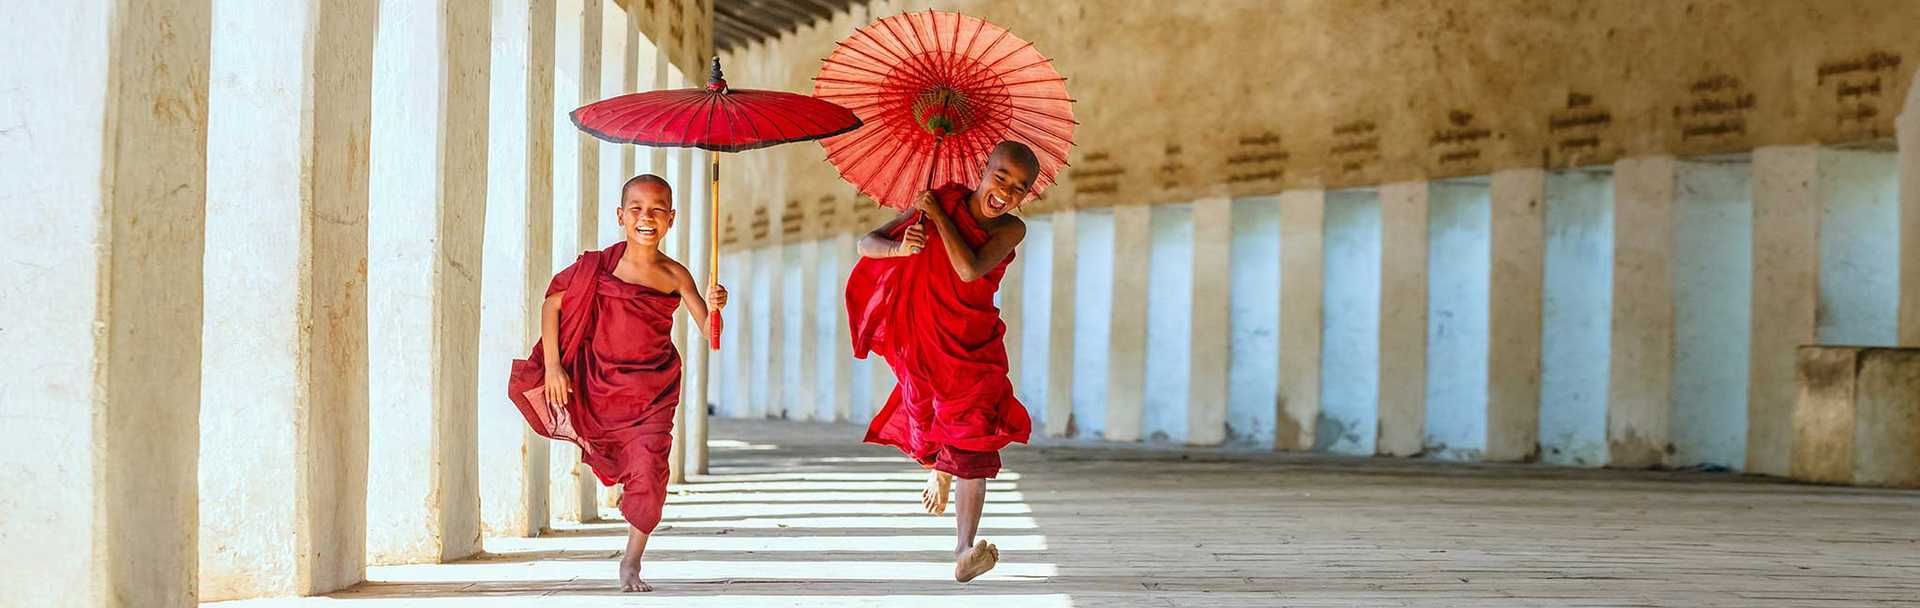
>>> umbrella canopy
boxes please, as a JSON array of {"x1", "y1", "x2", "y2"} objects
[
  {"x1": 572, "y1": 57, "x2": 862, "y2": 152},
  {"x1": 814, "y1": 10, "x2": 1075, "y2": 210},
  {"x1": 572, "y1": 57, "x2": 864, "y2": 349}
]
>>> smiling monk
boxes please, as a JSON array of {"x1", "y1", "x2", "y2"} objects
[
  {"x1": 508, "y1": 174, "x2": 726, "y2": 593},
  {"x1": 846, "y1": 141, "x2": 1040, "y2": 583}
]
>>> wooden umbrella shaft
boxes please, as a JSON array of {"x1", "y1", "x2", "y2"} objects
[{"x1": 709, "y1": 153, "x2": 720, "y2": 294}]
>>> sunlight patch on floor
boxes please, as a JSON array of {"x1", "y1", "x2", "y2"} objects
[
  {"x1": 213, "y1": 594, "x2": 1076, "y2": 607},
  {"x1": 482, "y1": 534, "x2": 1050, "y2": 553}
]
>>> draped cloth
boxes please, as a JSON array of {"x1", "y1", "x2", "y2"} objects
[
  {"x1": 846, "y1": 183, "x2": 1032, "y2": 479},
  {"x1": 509, "y1": 242, "x2": 681, "y2": 533}
]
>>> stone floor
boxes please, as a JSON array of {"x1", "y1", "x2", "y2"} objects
[{"x1": 212, "y1": 418, "x2": 1920, "y2": 607}]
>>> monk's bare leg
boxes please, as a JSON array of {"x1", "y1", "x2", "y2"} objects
[
  {"x1": 952, "y1": 477, "x2": 998, "y2": 582},
  {"x1": 922, "y1": 469, "x2": 952, "y2": 515},
  {"x1": 619, "y1": 526, "x2": 653, "y2": 592}
]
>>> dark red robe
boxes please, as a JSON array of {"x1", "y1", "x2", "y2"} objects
[
  {"x1": 509, "y1": 242, "x2": 681, "y2": 533},
  {"x1": 847, "y1": 183, "x2": 1032, "y2": 479}
]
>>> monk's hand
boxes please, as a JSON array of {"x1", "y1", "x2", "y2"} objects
[
  {"x1": 706, "y1": 283, "x2": 728, "y2": 310},
  {"x1": 913, "y1": 190, "x2": 941, "y2": 216},
  {"x1": 544, "y1": 368, "x2": 572, "y2": 406},
  {"x1": 897, "y1": 223, "x2": 927, "y2": 257}
]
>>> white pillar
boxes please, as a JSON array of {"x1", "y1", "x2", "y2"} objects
[
  {"x1": 1748, "y1": 146, "x2": 1819, "y2": 476},
  {"x1": 1607, "y1": 156, "x2": 1676, "y2": 469},
  {"x1": 1377, "y1": 182, "x2": 1429, "y2": 457},
  {"x1": 478, "y1": 0, "x2": 556, "y2": 539},
  {"x1": 1001, "y1": 242, "x2": 1027, "y2": 420},
  {"x1": 1541, "y1": 169, "x2": 1614, "y2": 467},
  {"x1": 1106, "y1": 205, "x2": 1152, "y2": 441},
  {"x1": 367, "y1": 0, "x2": 490, "y2": 563},
  {"x1": 1142, "y1": 204, "x2": 1194, "y2": 443},
  {"x1": 594, "y1": 1, "x2": 628, "y2": 247},
  {"x1": 1015, "y1": 215, "x2": 1057, "y2": 430},
  {"x1": 684, "y1": 148, "x2": 711, "y2": 475},
  {"x1": 1487, "y1": 169, "x2": 1546, "y2": 462},
  {"x1": 1, "y1": 3, "x2": 209, "y2": 606},
  {"x1": 199, "y1": 0, "x2": 373, "y2": 598},
  {"x1": 546, "y1": 0, "x2": 599, "y2": 525},
  {"x1": 1422, "y1": 179, "x2": 1492, "y2": 461},
  {"x1": 790, "y1": 211, "x2": 821, "y2": 421},
  {"x1": 1671, "y1": 159, "x2": 1752, "y2": 470},
  {"x1": 1044, "y1": 209, "x2": 1080, "y2": 436},
  {"x1": 820, "y1": 228, "x2": 855, "y2": 423},
  {"x1": 1188, "y1": 197, "x2": 1233, "y2": 446},
  {"x1": 1227, "y1": 196, "x2": 1282, "y2": 446},
  {"x1": 1276, "y1": 190, "x2": 1325, "y2": 451},
  {"x1": 1321, "y1": 189, "x2": 1381, "y2": 455}
]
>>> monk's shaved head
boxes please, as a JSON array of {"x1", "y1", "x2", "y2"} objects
[
  {"x1": 987, "y1": 141, "x2": 1040, "y2": 176},
  {"x1": 623, "y1": 173, "x2": 672, "y2": 205}
]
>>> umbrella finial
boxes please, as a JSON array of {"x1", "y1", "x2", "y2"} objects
[{"x1": 708, "y1": 56, "x2": 728, "y2": 93}]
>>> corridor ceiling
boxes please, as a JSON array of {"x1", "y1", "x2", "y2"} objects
[{"x1": 714, "y1": 0, "x2": 861, "y2": 51}]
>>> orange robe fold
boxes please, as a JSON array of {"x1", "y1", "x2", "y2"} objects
[
  {"x1": 508, "y1": 242, "x2": 681, "y2": 533},
  {"x1": 847, "y1": 183, "x2": 1032, "y2": 479}
]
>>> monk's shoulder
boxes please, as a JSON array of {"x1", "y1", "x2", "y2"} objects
[{"x1": 988, "y1": 214, "x2": 1026, "y2": 239}]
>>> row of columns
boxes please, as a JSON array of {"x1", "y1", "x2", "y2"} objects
[
  {"x1": 715, "y1": 139, "x2": 1920, "y2": 477},
  {"x1": 0, "y1": 1, "x2": 710, "y2": 605}
]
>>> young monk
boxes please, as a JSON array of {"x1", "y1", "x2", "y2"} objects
[
  {"x1": 847, "y1": 140, "x2": 1039, "y2": 583},
  {"x1": 508, "y1": 174, "x2": 725, "y2": 593}
]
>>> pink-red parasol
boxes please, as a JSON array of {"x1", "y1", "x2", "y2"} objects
[
  {"x1": 814, "y1": 10, "x2": 1075, "y2": 211},
  {"x1": 572, "y1": 57, "x2": 862, "y2": 349}
]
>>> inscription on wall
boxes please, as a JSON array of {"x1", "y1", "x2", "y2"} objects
[
  {"x1": 1069, "y1": 150, "x2": 1123, "y2": 196},
  {"x1": 1226, "y1": 131, "x2": 1289, "y2": 184},
  {"x1": 1330, "y1": 119, "x2": 1381, "y2": 175},
  {"x1": 1155, "y1": 143, "x2": 1186, "y2": 190},
  {"x1": 780, "y1": 199, "x2": 803, "y2": 236},
  {"x1": 1430, "y1": 109, "x2": 1492, "y2": 166},
  {"x1": 1676, "y1": 74, "x2": 1756, "y2": 141},
  {"x1": 1546, "y1": 91, "x2": 1613, "y2": 167},
  {"x1": 748, "y1": 206, "x2": 769, "y2": 243},
  {"x1": 1818, "y1": 50, "x2": 1902, "y2": 135}
]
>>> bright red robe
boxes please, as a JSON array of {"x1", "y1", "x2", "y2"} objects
[
  {"x1": 847, "y1": 183, "x2": 1032, "y2": 479},
  {"x1": 508, "y1": 242, "x2": 681, "y2": 533}
]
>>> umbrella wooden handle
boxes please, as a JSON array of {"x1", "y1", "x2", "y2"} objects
[{"x1": 708, "y1": 153, "x2": 723, "y2": 351}]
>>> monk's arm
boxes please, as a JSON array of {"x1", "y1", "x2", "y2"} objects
[
  {"x1": 540, "y1": 293, "x2": 564, "y2": 364},
  {"x1": 857, "y1": 210, "x2": 920, "y2": 258},
  {"x1": 672, "y1": 262, "x2": 715, "y2": 337},
  {"x1": 926, "y1": 210, "x2": 1025, "y2": 282}
]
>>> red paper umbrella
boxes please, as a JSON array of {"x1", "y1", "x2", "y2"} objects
[
  {"x1": 572, "y1": 58, "x2": 862, "y2": 350},
  {"x1": 814, "y1": 10, "x2": 1075, "y2": 210}
]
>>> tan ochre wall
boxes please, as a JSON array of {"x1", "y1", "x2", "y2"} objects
[{"x1": 713, "y1": 0, "x2": 1920, "y2": 248}]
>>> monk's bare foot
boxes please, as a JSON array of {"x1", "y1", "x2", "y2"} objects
[
  {"x1": 618, "y1": 555, "x2": 653, "y2": 592},
  {"x1": 954, "y1": 539, "x2": 999, "y2": 582},
  {"x1": 922, "y1": 470, "x2": 953, "y2": 515}
]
